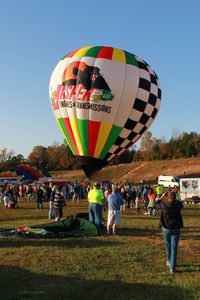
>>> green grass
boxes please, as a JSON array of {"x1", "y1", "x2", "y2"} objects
[{"x1": 0, "y1": 201, "x2": 200, "y2": 300}]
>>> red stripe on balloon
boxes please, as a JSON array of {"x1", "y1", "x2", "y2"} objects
[
  {"x1": 62, "y1": 118, "x2": 79, "y2": 155},
  {"x1": 66, "y1": 48, "x2": 81, "y2": 58},
  {"x1": 97, "y1": 46, "x2": 114, "y2": 60},
  {"x1": 88, "y1": 120, "x2": 101, "y2": 157}
]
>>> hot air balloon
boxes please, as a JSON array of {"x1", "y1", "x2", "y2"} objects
[
  {"x1": 0, "y1": 164, "x2": 51, "y2": 181},
  {"x1": 49, "y1": 46, "x2": 161, "y2": 177}
]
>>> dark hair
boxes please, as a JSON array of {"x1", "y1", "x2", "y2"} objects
[
  {"x1": 58, "y1": 185, "x2": 63, "y2": 192},
  {"x1": 170, "y1": 191, "x2": 176, "y2": 201}
]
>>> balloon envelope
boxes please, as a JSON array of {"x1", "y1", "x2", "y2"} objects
[{"x1": 49, "y1": 46, "x2": 161, "y2": 177}]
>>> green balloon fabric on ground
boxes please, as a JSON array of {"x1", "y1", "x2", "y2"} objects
[{"x1": 0, "y1": 217, "x2": 99, "y2": 238}]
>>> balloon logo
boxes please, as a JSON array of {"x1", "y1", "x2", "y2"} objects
[{"x1": 49, "y1": 46, "x2": 161, "y2": 177}]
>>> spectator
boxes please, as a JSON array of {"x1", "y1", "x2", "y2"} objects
[
  {"x1": 156, "y1": 184, "x2": 163, "y2": 198},
  {"x1": 126, "y1": 186, "x2": 132, "y2": 209},
  {"x1": 4, "y1": 189, "x2": 11, "y2": 207},
  {"x1": 70, "y1": 183, "x2": 75, "y2": 200},
  {"x1": 148, "y1": 188, "x2": 156, "y2": 216},
  {"x1": 53, "y1": 185, "x2": 65, "y2": 222},
  {"x1": 14, "y1": 184, "x2": 19, "y2": 203},
  {"x1": 135, "y1": 192, "x2": 141, "y2": 215},
  {"x1": 104, "y1": 188, "x2": 109, "y2": 207},
  {"x1": 137, "y1": 181, "x2": 144, "y2": 197},
  {"x1": 159, "y1": 191, "x2": 183, "y2": 274},
  {"x1": 88, "y1": 182, "x2": 105, "y2": 231},
  {"x1": 42, "y1": 185, "x2": 47, "y2": 202},
  {"x1": 49, "y1": 184, "x2": 56, "y2": 219},
  {"x1": 107, "y1": 186, "x2": 123, "y2": 235},
  {"x1": 173, "y1": 187, "x2": 180, "y2": 201},
  {"x1": 120, "y1": 187, "x2": 127, "y2": 214},
  {"x1": 19, "y1": 185, "x2": 25, "y2": 202},
  {"x1": 142, "y1": 186, "x2": 149, "y2": 214},
  {"x1": 130, "y1": 187, "x2": 136, "y2": 208},
  {"x1": 27, "y1": 185, "x2": 33, "y2": 202},
  {"x1": 36, "y1": 185, "x2": 43, "y2": 209},
  {"x1": 46, "y1": 184, "x2": 52, "y2": 202},
  {"x1": 73, "y1": 184, "x2": 80, "y2": 203}
]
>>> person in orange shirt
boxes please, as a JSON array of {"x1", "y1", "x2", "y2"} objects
[{"x1": 148, "y1": 188, "x2": 156, "y2": 216}]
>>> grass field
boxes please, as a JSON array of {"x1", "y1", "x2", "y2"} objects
[{"x1": 0, "y1": 200, "x2": 200, "y2": 300}]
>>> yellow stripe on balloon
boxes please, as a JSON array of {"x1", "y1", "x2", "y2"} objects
[
  {"x1": 69, "y1": 118, "x2": 84, "y2": 155},
  {"x1": 112, "y1": 48, "x2": 126, "y2": 63},
  {"x1": 73, "y1": 46, "x2": 93, "y2": 58},
  {"x1": 56, "y1": 119, "x2": 74, "y2": 153},
  {"x1": 94, "y1": 123, "x2": 112, "y2": 158}
]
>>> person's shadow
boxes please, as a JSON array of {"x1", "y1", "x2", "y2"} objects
[{"x1": 0, "y1": 265, "x2": 192, "y2": 300}]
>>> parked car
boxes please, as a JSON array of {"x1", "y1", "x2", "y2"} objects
[{"x1": 158, "y1": 175, "x2": 180, "y2": 188}]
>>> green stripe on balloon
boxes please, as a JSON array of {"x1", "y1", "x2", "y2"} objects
[
  {"x1": 78, "y1": 119, "x2": 88, "y2": 156},
  {"x1": 58, "y1": 118, "x2": 76, "y2": 154},
  {"x1": 84, "y1": 46, "x2": 103, "y2": 58},
  {"x1": 124, "y1": 51, "x2": 138, "y2": 67},
  {"x1": 99, "y1": 125, "x2": 122, "y2": 160}
]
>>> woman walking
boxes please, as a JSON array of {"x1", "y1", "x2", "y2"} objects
[{"x1": 159, "y1": 191, "x2": 183, "y2": 274}]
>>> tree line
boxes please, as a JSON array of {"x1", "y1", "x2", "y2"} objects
[{"x1": 0, "y1": 131, "x2": 200, "y2": 172}]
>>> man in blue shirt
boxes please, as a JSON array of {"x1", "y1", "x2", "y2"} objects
[{"x1": 107, "y1": 186, "x2": 123, "y2": 235}]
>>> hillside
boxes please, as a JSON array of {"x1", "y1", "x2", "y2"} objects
[{"x1": 51, "y1": 157, "x2": 200, "y2": 183}]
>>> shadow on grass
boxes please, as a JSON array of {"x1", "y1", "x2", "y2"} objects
[
  {"x1": 119, "y1": 227, "x2": 200, "y2": 240},
  {"x1": 0, "y1": 216, "x2": 48, "y2": 222},
  {"x1": 0, "y1": 265, "x2": 192, "y2": 300},
  {"x1": 0, "y1": 238, "x2": 124, "y2": 249},
  {"x1": 183, "y1": 213, "x2": 200, "y2": 217},
  {"x1": 180, "y1": 228, "x2": 200, "y2": 240},
  {"x1": 119, "y1": 227, "x2": 161, "y2": 237},
  {"x1": 181, "y1": 235, "x2": 200, "y2": 240},
  {"x1": 177, "y1": 263, "x2": 200, "y2": 273},
  {"x1": 123, "y1": 215, "x2": 160, "y2": 220}
]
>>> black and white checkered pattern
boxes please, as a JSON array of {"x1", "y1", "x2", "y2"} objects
[{"x1": 105, "y1": 56, "x2": 161, "y2": 162}]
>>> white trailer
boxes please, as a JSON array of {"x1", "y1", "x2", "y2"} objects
[{"x1": 180, "y1": 178, "x2": 200, "y2": 201}]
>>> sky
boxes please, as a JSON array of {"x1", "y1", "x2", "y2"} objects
[{"x1": 0, "y1": 0, "x2": 199, "y2": 157}]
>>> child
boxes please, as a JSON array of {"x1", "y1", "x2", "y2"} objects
[
  {"x1": 148, "y1": 188, "x2": 156, "y2": 216},
  {"x1": 135, "y1": 192, "x2": 141, "y2": 215}
]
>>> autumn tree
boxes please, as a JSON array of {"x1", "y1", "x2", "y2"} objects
[
  {"x1": 28, "y1": 146, "x2": 47, "y2": 167},
  {"x1": 0, "y1": 148, "x2": 15, "y2": 171},
  {"x1": 140, "y1": 131, "x2": 153, "y2": 160}
]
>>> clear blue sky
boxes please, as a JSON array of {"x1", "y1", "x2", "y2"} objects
[{"x1": 0, "y1": 0, "x2": 199, "y2": 157}]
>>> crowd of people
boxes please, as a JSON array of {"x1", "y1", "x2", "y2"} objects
[
  {"x1": 0, "y1": 179, "x2": 183, "y2": 274},
  {"x1": 0, "y1": 180, "x2": 180, "y2": 217}
]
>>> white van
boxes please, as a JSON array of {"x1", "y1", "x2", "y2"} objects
[
  {"x1": 158, "y1": 175, "x2": 180, "y2": 188},
  {"x1": 0, "y1": 177, "x2": 21, "y2": 187}
]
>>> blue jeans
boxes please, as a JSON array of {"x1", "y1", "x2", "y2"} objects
[
  {"x1": 162, "y1": 228, "x2": 180, "y2": 272},
  {"x1": 89, "y1": 203, "x2": 102, "y2": 230},
  {"x1": 149, "y1": 207, "x2": 156, "y2": 216},
  {"x1": 49, "y1": 201, "x2": 55, "y2": 219},
  {"x1": 36, "y1": 197, "x2": 43, "y2": 209}
]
